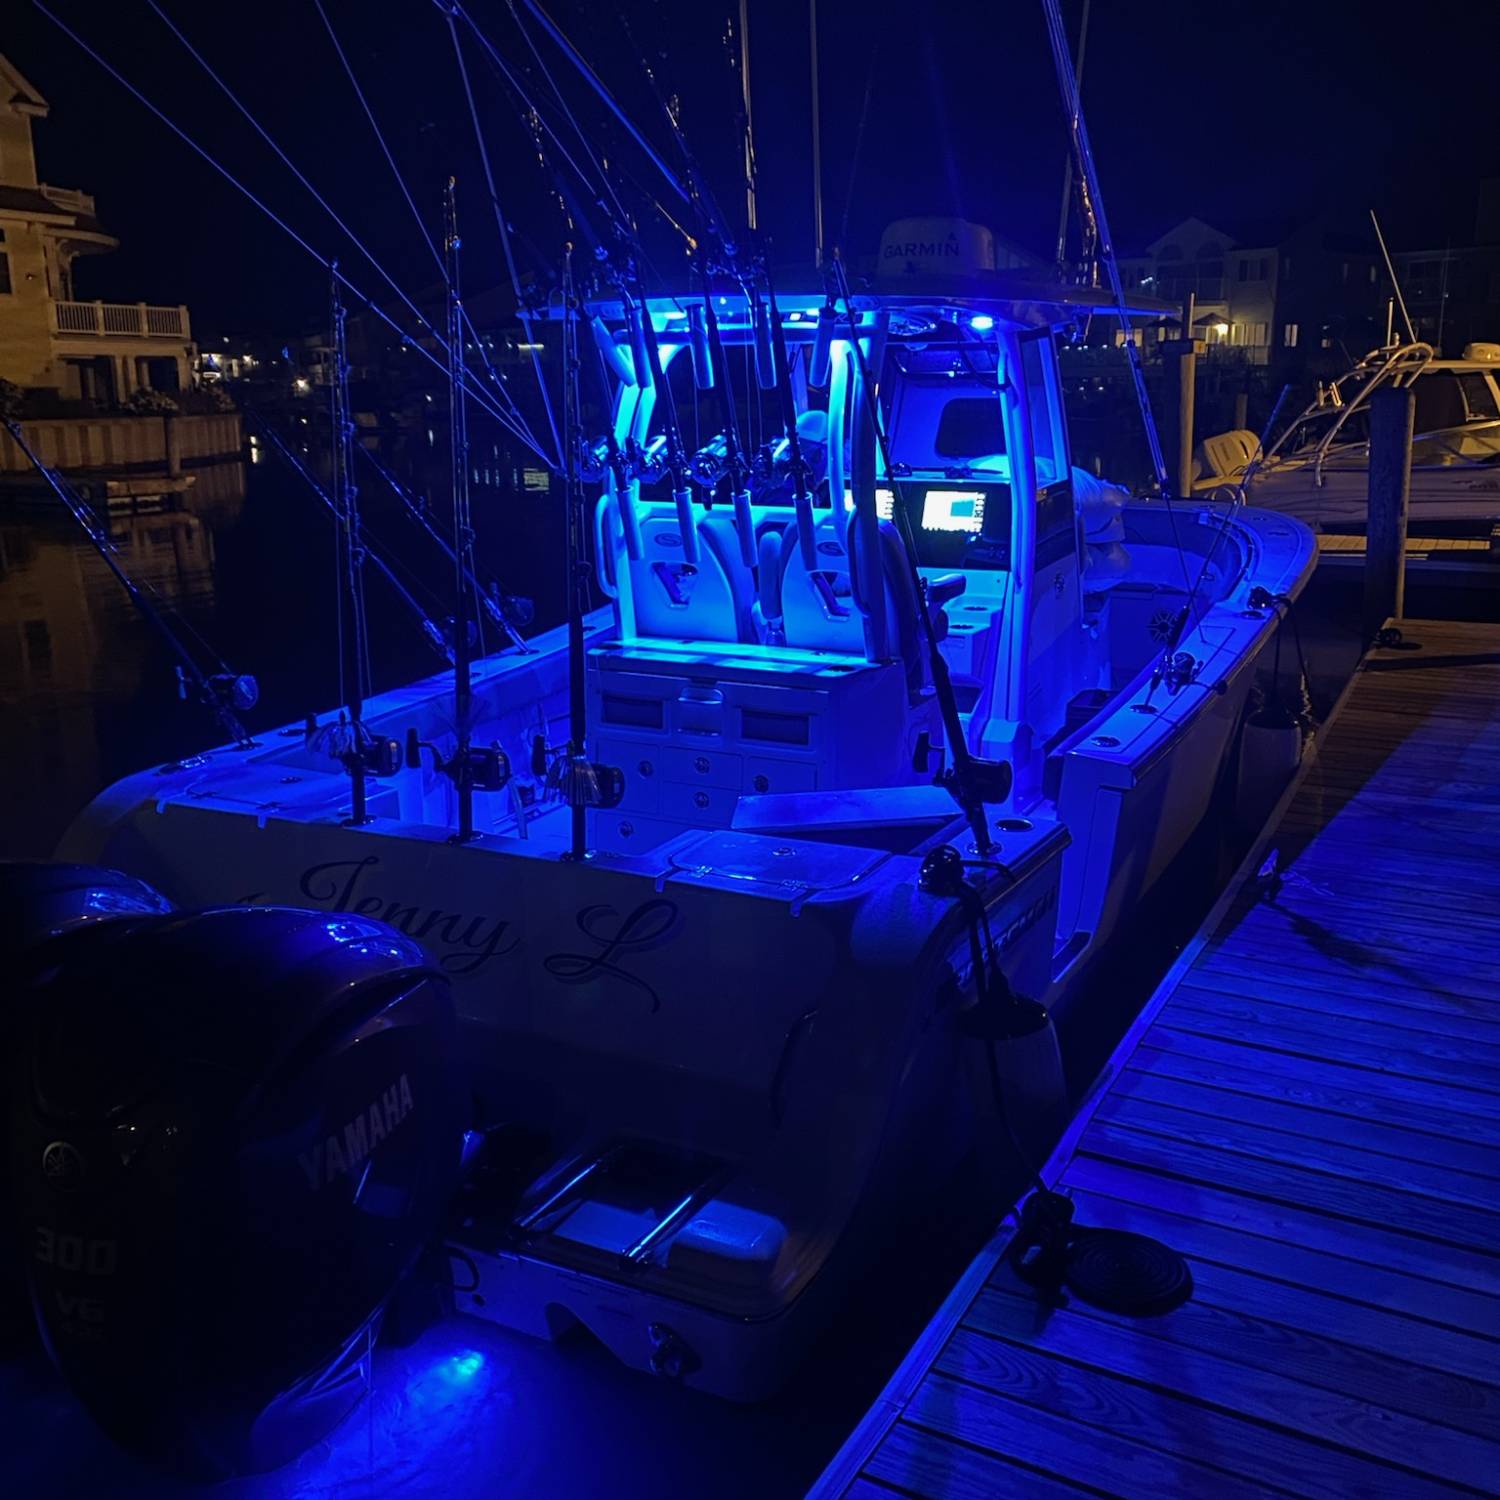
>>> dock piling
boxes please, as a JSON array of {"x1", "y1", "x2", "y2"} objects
[{"x1": 1363, "y1": 384, "x2": 1413, "y2": 641}]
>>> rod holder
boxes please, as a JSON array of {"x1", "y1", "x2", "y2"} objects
[
  {"x1": 592, "y1": 315, "x2": 636, "y2": 386},
  {"x1": 687, "y1": 304, "x2": 715, "y2": 389},
  {"x1": 809, "y1": 303, "x2": 837, "y2": 387},
  {"x1": 751, "y1": 296, "x2": 777, "y2": 390},
  {"x1": 732, "y1": 487, "x2": 756, "y2": 567},
  {"x1": 673, "y1": 485, "x2": 701, "y2": 564},
  {"x1": 626, "y1": 304, "x2": 653, "y2": 394}
]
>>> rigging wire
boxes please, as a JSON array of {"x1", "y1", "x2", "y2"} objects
[
  {"x1": 1037, "y1": 0, "x2": 1193, "y2": 594},
  {"x1": 310, "y1": 0, "x2": 446, "y2": 282},
  {"x1": 33, "y1": 0, "x2": 548, "y2": 462},
  {"x1": 500, "y1": 0, "x2": 633, "y2": 234},
  {"x1": 308, "y1": 0, "x2": 532, "y2": 454},
  {"x1": 143, "y1": 0, "x2": 538, "y2": 449},
  {"x1": 446, "y1": 8, "x2": 562, "y2": 466}
]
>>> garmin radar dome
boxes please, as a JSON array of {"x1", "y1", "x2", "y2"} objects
[{"x1": 11, "y1": 904, "x2": 465, "y2": 1477}]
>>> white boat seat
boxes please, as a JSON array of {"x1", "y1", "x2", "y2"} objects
[
  {"x1": 627, "y1": 506, "x2": 758, "y2": 644},
  {"x1": 776, "y1": 513, "x2": 926, "y2": 696}
]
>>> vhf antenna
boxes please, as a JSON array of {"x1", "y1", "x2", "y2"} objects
[{"x1": 4, "y1": 417, "x2": 257, "y2": 749}]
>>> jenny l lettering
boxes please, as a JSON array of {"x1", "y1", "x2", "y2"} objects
[{"x1": 543, "y1": 900, "x2": 681, "y2": 1012}]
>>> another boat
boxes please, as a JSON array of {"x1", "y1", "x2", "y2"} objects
[{"x1": 1204, "y1": 339, "x2": 1500, "y2": 531}]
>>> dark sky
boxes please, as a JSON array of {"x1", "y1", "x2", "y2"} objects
[{"x1": 7, "y1": 0, "x2": 1498, "y2": 337}]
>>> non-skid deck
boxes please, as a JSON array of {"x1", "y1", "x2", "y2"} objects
[{"x1": 811, "y1": 617, "x2": 1500, "y2": 1500}]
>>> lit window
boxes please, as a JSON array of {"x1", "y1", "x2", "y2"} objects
[{"x1": 1283, "y1": 323, "x2": 1299, "y2": 347}]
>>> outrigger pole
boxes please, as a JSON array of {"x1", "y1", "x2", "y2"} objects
[{"x1": 3, "y1": 419, "x2": 257, "y2": 749}]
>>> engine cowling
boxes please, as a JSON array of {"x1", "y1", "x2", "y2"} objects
[
  {"x1": 11, "y1": 904, "x2": 464, "y2": 1476},
  {"x1": 1, "y1": 862, "x2": 175, "y2": 1346}
]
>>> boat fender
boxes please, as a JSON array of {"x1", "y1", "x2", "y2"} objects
[{"x1": 1235, "y1": 680, "x2": 1312, "y2": 830}]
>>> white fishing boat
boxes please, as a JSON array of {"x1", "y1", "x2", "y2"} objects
[
  {"x1": 15, "y1": 0, "x2": 1315, "y2": 1426},
  {"x1": 53, "y1": 266, "x2": 1313, "y2": 1398}
]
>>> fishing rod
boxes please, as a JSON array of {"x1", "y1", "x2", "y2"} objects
[
  {"x1": 244, "y1": 408, "x2": 450, "y2": 663},
  {"x1": 1038, "y1": 0, "x2": 1169, "y2": 503},
  {"x1": 355, "y1": 446, "x2": 533, "y2": 654},
  {"x1": 3, "y1": 419, "x2": 257, "y2": 749},
  {"x1": 446, "y1": 5, "x2": 562, "y2": 467},
  {"x1": 444, "y1": 176, "x2": 480, "y2": 843},
  {"x1": 327, "y1": 267, "x2": 402, "y2": 825},
  {"x1": 509, "y1": 0, "x2": 694, "y2": 215},
  {"x1": 762, "y1": 263, "x2": 818, "y2": 569},
  {"x1": 828, "y1": 258, "x2": 1008, "y2": 856}
]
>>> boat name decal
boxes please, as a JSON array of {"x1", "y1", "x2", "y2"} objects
[
  {"x1": 542, "y1": 899, "x2": 682, "y2": 1013},
  {"x1": 296, "y1": 856, "x2": 521, "y2": 976},
  {"x1": 298, "y1": 1073, "x2": 414, "y2": 1192}
]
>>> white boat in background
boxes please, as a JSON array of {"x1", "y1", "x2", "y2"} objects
[{"x1": 1199, "y1": 340, "x2": 1500, "y2": 531}]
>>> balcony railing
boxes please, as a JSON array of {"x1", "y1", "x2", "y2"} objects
[
  {"x1": 39, "y1": 183, "x2": 98, "y2": 217},
  {"x1": 51, "y1": 301, "x2": 191, "y2": 341}
]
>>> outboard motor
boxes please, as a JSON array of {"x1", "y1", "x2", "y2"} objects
[
  {"x1": 1, "y1": 862, "x2": 174, "y2": 1344},
  {"x1": 10, "y1": 905, "x2": 464, "y2": 1477}
]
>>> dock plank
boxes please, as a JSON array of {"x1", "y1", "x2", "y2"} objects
[{"x1": 810, "y1": 621, "x2": 1500, "y2": 1500}]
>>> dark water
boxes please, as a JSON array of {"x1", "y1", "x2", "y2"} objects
[
  {"x1": 0, "y1": 450, "x2": 1435, "y2": 1497},
  {"x1": 0, "y1": 451, "x2": 568, "y2": 857}
]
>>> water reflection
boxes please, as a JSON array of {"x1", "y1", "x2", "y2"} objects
[
  {"x1": 0, "y1": 447, "x2": 568, "y2": 858},
  {"x1": 0, "y1": 467, "x2": 240, "y2": 856}
]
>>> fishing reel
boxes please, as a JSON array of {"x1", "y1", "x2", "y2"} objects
[
  {"x1": 689, "y1": 433, "x2": 729, "y2": 487},
  {"x1": 578, "y1": 434, "x2": 666, "y2": 488},
  {"x1": 306, "y1": 715, "x2": 403, "y2": 777},
  {"x1": 405, "y1": 729, "x2": 511, "y2": 793},
  {"x1": 630, "y1": 435, "x2": 669, "y2": 484},
  {"x1": 578, "y1": 437, "x2": 613, "y2": 486},
  {"x1": 529, "y1": 736, "x2": 625, "y2": 810},
  {"x1": 178, "y1": 668, "x2": 259, "y2": 713},
  {"x1": 482, "y1": 584, "x2": 535, "y2": 631}
]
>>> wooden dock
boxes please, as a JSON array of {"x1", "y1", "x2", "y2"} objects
[{"x1": 810, "y1": 618, "x2": 1500, "y2": 1500}]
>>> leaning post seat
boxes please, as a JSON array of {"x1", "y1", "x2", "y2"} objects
[{"x1": 778, "y1": 513, "x2": 926, "y2": 697}]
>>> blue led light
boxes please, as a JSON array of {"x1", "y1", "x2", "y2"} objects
[{"x1": 970, "y1": 314, "x2": 995, "y2": 332}]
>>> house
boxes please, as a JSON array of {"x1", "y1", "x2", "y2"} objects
[
  {"x1": 1117, "y1": 213, "x2": 1386, "y2": 366},
  {"x1": 0, "y1": 52, "x2": 195, "y2": 403}
]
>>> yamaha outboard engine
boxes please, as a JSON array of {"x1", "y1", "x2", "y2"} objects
[
  {"x1": 10, "y1": 905, "x2": 464, "y2": 1477},
  {"x1": 2, "y1": 862, "x2": 174, "y2": 1344}
]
